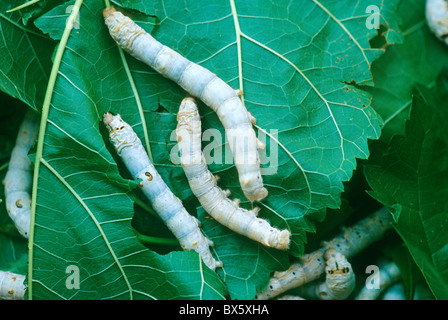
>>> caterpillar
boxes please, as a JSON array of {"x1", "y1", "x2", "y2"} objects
[
  {"x1": 355, "y1": 261, "x2": 401, "y2": 300},
  {"x1": 255, "y1": 207, "x2": 393, "y2": 300},
  {"x1": 426, "y1": 0, "x2": 448, "y2": 45},
  {"x1": 299, "y1": 248, "x2": 355, "y2": 300},
  {"x1": 176, "y1": 97, "x2": 290, "y2": 250},
  {"x1": 3, "y1": 110, "x2": 39, "y2": 239},
  {"x1": 381, "y1": 283, "x2": 406, "y2": 300},
  {"x1": 322, "y1": 249, "x2": 355, "y2": 300},
  {"x1": 103, "y1": 7, "x2": 268, "y2": 203},
  {"x1": 103, "y1": 112, "x2": 222, "y2": 271},
  {"x1": 0, "y1": 271, "x2": 26, "y2": 300}
]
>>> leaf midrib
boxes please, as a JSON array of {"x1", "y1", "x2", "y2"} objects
[
  {"x1": 28, "y1": 0, "x2": 134, "y2": 300},
  {"x1": 39, "y1": 158, "x2": 133, "y2": 298}
]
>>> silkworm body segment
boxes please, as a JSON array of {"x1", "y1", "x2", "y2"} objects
[
  {"x1": 176, "y1": 97, "x2": 290, "y2": 250},
  {"x1": 3, "y1": 110, "x2": 39, "y2": 238},
  {"x1": 0, "y1": 271, "x2": 26, "y2": 300},
  {"x1": 426, "y1": 0, "x2": 448, "y2": 45},
  {"x1": 103, "y1": 112, "x2": 221, "y2": 271},
  {"x1": 103, "y1": 7, "x2": 267, "y2": 202},
  {"x1": 356, "y1": 261, "x2": 401, "y2": 300}
]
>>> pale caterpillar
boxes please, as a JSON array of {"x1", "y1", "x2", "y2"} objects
[
  {"x1": 255, "y1": 207, "x2": 393, "y2": 300},
  {"x1": 426, "y1": 0, "x2": 448, "y2": 45},
  {"x1": 103, "y1": 112, "x2": 222, "y2": 271},
  {"x1": 176, "y1": 97, "x2": 290, "y2": 250},
  {"x1": 0, "y1": 271, "x2": 26, "y2": 300},
  {"x1": 355, "y1": 261, "x2": 401, "y2": 300},
  {"x1": 103, "y1": 7, "x2": 268, "y2": 203},
  {"x1": 381, "y1": 283, "x2": 406, "y2": 300},
  {"x1": 2, "y1": 110, "x2": 39, "y2": 238},
  {"x1": 278, "y1": 248, "x2": 355, "y2": 300},
  {"x1": 298, "y1": 248, "x2": 355, "y2": 300},
  {"x1": 320, "y1": 249, "x2": 355, "y2": 300},
  {"x1": 276, "y1": 252, "x2": 355, "y2": 301}
]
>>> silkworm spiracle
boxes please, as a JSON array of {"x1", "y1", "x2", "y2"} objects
[
  {"x1": 176, "y1": 97, "x2": 291, "y2": 250},
  {"x1": 3, "y1": 110, "x2": 39, "y2": 239},
  {"x1": 103, "y1": 112, "x2": 222, "y2": 271},
  {"x1": 0, "y1": 271, "x2": 26, "y2": 300},
  {"x1": 103, "y1": 7, "x2": 268, "y2": 203}
]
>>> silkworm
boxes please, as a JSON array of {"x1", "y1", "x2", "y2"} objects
[
  {"x1": 381, "y1": 283, "x2": 406, "y2": 300},
  {"x1": 300, "y1": 248, "x2": 355, "y2": 300},
  {"x1": 0, "y1": 271, "x2": 26, "y2": 300},
  {"x1": 255, "y1": 207, "x2": 393, "y2": 300},
  {"x1": 103, "y1": 7, "x2": 268, "y2": 203},
  {"x1": 320, "y1": 249, "x2": 355, "y2": 300},
  {"x1": 176, "y1": 97, "x2": 290, "y2": 250},
  {"x1": 426, "y1": 0, "x2": 448, "y2": 45},
  {"x1": 103, "y1": 112, "x2": 222, "y2": 271},
  {"x1": 3, "y1": 110, "x2": 39, "y2": 239},
  {"x1": 355, "y1": 261, "x2": 401, "y2": 300}
]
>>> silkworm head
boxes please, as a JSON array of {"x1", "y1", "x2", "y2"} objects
[
  {"x1": 103, "y1": 7, "x2": 146, "y2": 52},
  {"x1": 103, "y1": 112, "x2": 126, "y2": 133},
  {"x1": 177, "y1": 97, "x2": 200, "y2": 127},
  {"x1": 103, "y1": 112, "x2": 115, "y2": 127},
  {"x1": 323, "y1": 247, "x2": 338, "y2": 260},
  {"x1": 103, "y1": 6, "x2": 116, "y2": 18}
]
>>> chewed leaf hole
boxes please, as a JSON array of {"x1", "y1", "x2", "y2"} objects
[{"x1": 369, "y1": 24, "x2": 389, "y2": 49}]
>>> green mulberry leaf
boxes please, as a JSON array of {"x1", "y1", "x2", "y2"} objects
[
  {"x1": 365, "y1": 87, "x2": 448, "y2": 300},
  {"x1": 0, "y1": 0, "x2": 403, "y2": 300}
]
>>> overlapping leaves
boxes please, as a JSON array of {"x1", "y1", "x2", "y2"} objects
[
  {"x1": 365, "y1": 87, "x2": 448, "y2": 300},
  {"x1": 0, "y1": 0, "x2": 402, "y2": 299}
]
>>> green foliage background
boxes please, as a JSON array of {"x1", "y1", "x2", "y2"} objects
[{"x1": 0, "y1": 0, "x2": 446, "y2": 300}]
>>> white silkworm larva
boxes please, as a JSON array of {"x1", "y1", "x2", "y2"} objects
[
  {"x1": 2, "y1": 110, "x2": 39, "y2": 238},
  {"x1": 300, "y1": 248, "x2": 355, "y2": 300},
  {"x1": 255, "y1": 207, "x2": 393, "y2": 300},
  {"x1": 0, "y1": 271, "x2": 26, "y2": 300},
  {"x1": 176, "y1": 97, "x2": 290, "y2": 250},
  {"x1": 103, "y1": 7, "x2": 268, "y2": 203},
  {"x1": 103, "y1": 112, "x2": 222, "y2": 271},
  {"x1": 355, "y1": 261, "x2": 401, "y2": 300},
  {"x1": 426, "y1": 0, "x2": 448, "y2": 45},
  {"x1": 381, "y1": 283, "x2": 406, "y2": 300}
]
